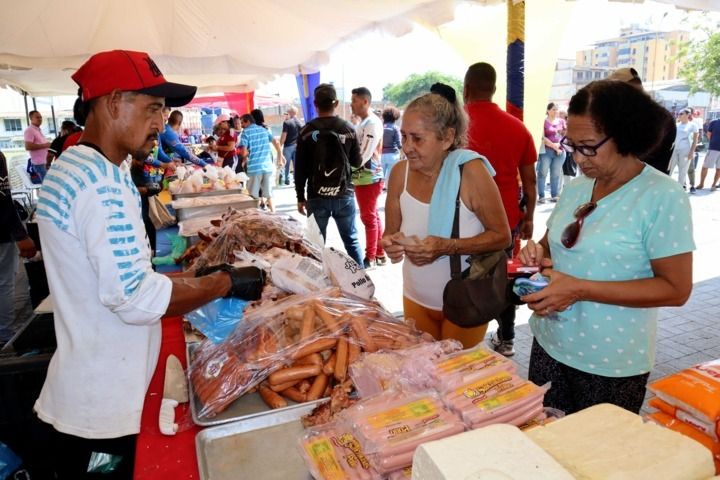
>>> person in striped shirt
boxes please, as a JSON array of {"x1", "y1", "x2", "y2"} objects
[
  {"x1": 34, "y1": 50, "x2": 262, "y2": 477},
  {"x1": 238, "y1": 113, "x2": 284, "y2": 212}
]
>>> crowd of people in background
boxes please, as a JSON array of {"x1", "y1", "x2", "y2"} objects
[{"x1": 0, "y1": 38, "x2": 707, "y2": 478}]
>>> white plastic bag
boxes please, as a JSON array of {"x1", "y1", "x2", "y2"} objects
[
  {"x1": 323, "y1": 247, "x2": 375, "y2": 299},
  {"x1": 271, "y1": 255, "x2": 329, "y2": 294}
]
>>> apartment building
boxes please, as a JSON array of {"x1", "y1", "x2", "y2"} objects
[{"x1": 576, "y1": 26, "x2": 689, "y2": 84}]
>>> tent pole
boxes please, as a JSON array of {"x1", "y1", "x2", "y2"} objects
[
  {"x1": 51, "y1": 100, "x2": 57, "y2": 135},
  {"x1": 32, "y1": 97, "x2": 37, "y2": 112},
  {"x1": 23, "y1": 91, "x2": 30, "y2": 124},
  {"x1": 506, "y1": 0, "x2": 525, "y2": 121}
]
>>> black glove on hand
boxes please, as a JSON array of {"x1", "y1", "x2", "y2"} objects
[
  {"x1": 146, "y1": 183, "x2": 162, "y2": 197},
  {"x1": 195, "y1": 264, "x2": 266, "y2": 300}
]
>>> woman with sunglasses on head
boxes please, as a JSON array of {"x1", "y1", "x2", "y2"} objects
[{"x1": 517, "y1": 80, "x2": 695, "y2": 415}]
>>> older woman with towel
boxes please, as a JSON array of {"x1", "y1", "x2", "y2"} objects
[{"x1": 381, "y1": 84, "x2": 511, "y2": 348}]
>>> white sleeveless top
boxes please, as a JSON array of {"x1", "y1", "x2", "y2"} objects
[{"x1": 399, "y1": 162, "x2": 485, "y2": 310}]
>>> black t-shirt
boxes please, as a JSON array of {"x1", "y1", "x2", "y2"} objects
[
  {"x1": 294, "y1": 116, "x2": 363, "y2": 202},
  {"x1": 282, "y1": 118, "x2": 303, "y2": 146}
]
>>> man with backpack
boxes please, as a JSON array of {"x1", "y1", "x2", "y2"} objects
[{"x1": 295, "y1": 83, "x2": 364, "y2": 266}]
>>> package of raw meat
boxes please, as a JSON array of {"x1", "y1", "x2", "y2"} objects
[
  {"x1": 349, "y1": 340, "x2": 463, "y2": 398},
  {"x1": 187, "y1": 208, "x2": 321, "y2": 270}
]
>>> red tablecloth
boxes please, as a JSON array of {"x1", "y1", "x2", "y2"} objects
[{"x1": 135, "y1": 316, "x2": 200, "y2": 479}]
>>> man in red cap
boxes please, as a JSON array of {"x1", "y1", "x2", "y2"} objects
[{"x1": 34, "y1": 50, "x2": 263, "y2": 478}]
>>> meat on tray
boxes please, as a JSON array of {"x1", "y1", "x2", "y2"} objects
[{"x1": 183, "y1": 207, "x2": 321, "y2": 270}]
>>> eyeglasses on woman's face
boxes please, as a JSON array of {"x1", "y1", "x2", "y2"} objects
[
  {"x1": 561, "y1": 201, "x2": 598, "y2": 248},
  {"x1": 560, "y1": 136, "x2": 611, "y2": 157}
]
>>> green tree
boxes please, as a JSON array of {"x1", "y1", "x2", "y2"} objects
[
  {"x1": 382, "y1": 71, "x2": 463, "y2": 107},
  {"x1": 679, "y1": 26, "x2": 720, "y2": 95}
]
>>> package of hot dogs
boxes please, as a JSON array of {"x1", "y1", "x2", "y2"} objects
[
  {"x1": 300, "y1": 423, "x2": 382, "y2": 480},
  {"x1": 338, "y1": 390, "x2": 466, "y2": 475},
  {"x1": 349, "y1": 340, "x2": 463, "y2": 398},
  {"x1": 431, "y1": 345, "x2": 517, "y2": 391},
  {"x1": 189, "y1": 288, "x2": 432, "y2": 418},
  {"x1": 441, "y1": 370, "x2": 548, "y2": 429},
  {"x1": 386, "y1": 467, "x2": 412, "y2": 480}
]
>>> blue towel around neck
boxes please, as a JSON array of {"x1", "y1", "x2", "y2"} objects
[{"x1": 427, "y1": 148, "x2": 496, "y2": 238}]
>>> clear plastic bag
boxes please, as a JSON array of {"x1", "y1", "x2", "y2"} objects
[
  {"x1": 189, "y1": 208, "x2": 321, "y2": 271},
  {"x1": 338, "y1": 389, "x2": 466, "y2": 474},
  {"x1": 271, "y1": 255, "x2": 330, "y2": 294},
  {"x1": 188, "y1": 288, "x2": 431, "y2": 418},
  {"x1": 431, "y1": 345, "x2": 517, "y2": 392},
  {"x1": 184, "y1": 297, "x2": 249, "y2": 344},
  {"x1": 349, "y1": 339, "x2": 463, "y2": 398},
  {"x1": 440, "y1": 372, "x2": 549, "y2": 429},
  {"x1": 299, "y1": 423, "x2": 381, "y2": 480},
  {"x1": 86, "y1": 452, "x2": 122, "y2": 474}
]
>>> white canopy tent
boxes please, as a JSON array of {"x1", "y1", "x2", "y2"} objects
[
  {"x1": 0, "y1": 0, "x2": 716, "y2": 133},
  {"x1": 0, "y1": 0, "x2": 473, "y2": 96}
]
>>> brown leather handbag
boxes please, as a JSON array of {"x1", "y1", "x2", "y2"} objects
[{"x1": 442, "y1": 167, "x2": 509, "y2": 328}]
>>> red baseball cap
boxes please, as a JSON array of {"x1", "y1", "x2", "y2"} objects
[{"x1": 72, "y1": 50, "x2": 197, "y2": 107}]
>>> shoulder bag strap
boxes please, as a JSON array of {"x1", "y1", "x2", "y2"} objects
[{"x1": 449, "y1": 164, "x2": 463, "y2": 280}]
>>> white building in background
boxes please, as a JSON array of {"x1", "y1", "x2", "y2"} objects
[
  {"x1": 0, "y1": 88, "x2": 75, "y2": 149},
  {"x1": 549, "y1": 59, "x2": 613, "y2": 108},
  {"x1": 549, "y1": 25, "x2": 712, "y2": 122}
]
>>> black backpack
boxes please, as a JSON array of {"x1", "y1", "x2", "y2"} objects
[{"x1": 302, "y1": 121, "x2": 352, "y2": 197}]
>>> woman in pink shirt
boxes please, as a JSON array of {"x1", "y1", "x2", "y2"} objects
[{"x1": 537, "y1": 102, "x2": 567, "y2": 203}]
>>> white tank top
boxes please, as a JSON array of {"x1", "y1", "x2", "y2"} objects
[{"x1": 399, "y1": 162, "x2": 485, "y2": 309}]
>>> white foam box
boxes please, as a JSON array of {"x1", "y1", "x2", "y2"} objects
[
  {"x1": 525, "y1": 403, "x2": 715, "y2": 480},
  {"x1": 412, "y1": 423, "x2": 574, "y2": 479}
]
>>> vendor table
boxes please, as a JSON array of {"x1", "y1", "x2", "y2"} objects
[{"x1": 135, "y1": 316, "x2": 200, "y2": 479}]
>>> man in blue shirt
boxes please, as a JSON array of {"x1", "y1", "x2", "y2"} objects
[
  {"x1": 697, "y1": 118, "x2": 720, "y2": 190},
  {"x1": 239, "y1": 114, "x2": 282, "y2": 212},
  {"x1": 160, "y1": 110, "x2": 206, "y2": 167}
]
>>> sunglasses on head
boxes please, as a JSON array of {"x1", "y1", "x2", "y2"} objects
[{"x1": 561, "y1": 201, "x2": 597, "y2": 248}]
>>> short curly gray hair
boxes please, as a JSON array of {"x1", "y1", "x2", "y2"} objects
[{"x1": 404, "y1": 93, "x2": 467, "y2": 150}]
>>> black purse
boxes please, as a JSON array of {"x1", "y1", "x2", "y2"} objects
[{"x1": 442, "y1": 166, "x2": 509, "y2": 328}]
